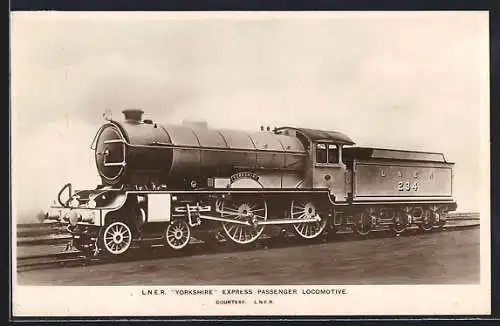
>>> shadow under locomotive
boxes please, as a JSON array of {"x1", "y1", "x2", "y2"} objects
[{"x1": 43, "y1": 109, "x2": 457, "y2": 258}]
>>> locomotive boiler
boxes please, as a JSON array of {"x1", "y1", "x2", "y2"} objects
[
  {"x1": 48, "y1": 109, "x2": 457, "y2": 256},
  {"x1": 92, "y1": 109, "x2": 308, "y2": 189}
]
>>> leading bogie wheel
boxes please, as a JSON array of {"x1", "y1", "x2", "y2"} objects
[
  {"x1": 164, "y1": 219, "x2": 191, "y2": 250},
  {"x1": 290, "y1": 199, "x2": 327, "y2": 240},
  {"x1": 221, "y1": 198, "x2": 267, "y2": 245},
  {"x1": 101, "y1": 221, "x2": 133, "y2": 256}
]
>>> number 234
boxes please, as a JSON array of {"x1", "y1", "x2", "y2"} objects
[{"x1": 398, "y1": 181, "x2": 419, "y2": 191}]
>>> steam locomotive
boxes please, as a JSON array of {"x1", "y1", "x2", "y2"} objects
[{"x1": 47, "y1": 109, "x2": 457, "y2": 256}]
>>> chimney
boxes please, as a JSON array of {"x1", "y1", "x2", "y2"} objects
[{"x1": 122, "y1": 109, "x2": 144, "y2": 122}]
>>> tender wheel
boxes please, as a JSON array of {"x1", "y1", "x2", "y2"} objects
[
  {"x1": 419, "y1": 209, "x2": 435, "y2": 232},
  {"x1": 354, "y1": 210, "x2": 372, "y2": 236},
  {"x1": 164, "y1": 219, "x2": 191, "y2": 250},
  {"x1": 391, "y1": 211, "x2": 410, "y2": 234},
  {"x1": 221, "y1": 198, "x2": 267, "y2": 245},
  {"x1": 101, "y1": 221, "x2": 132, "y2": 255},
  {"x1": 435, "y1": 219, "x2": 446, "y2": 229},
  {"x1": 290, "y1": 199, "x2": 327, "y2": 239},
  {"x1": 435, "y1": 209, "x2": 447, "y2": 229}
]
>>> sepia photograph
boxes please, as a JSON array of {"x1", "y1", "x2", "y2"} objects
[{"x1": 11, "y1": 11, "x2": 490, "y2": 317}]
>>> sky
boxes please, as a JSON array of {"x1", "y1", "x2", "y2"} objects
[{"x1": 11, "y1": 11, "x2": 489, "y2": 221}]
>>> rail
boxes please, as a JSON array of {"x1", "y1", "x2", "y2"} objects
[
  {"x1": 16, "y1": 222, "x2": 72, "y2": 246},
  {"x1": 447, "y1": 212, "x2": 480, "y2": 220}
]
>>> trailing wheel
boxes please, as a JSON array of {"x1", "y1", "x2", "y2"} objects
[
  {"x1": 419, "y1": 209, "x2": 435, "y2": 232},
  {"x1": 221, "y1": 198, "x2": 267, "y2": 245},
  {"x1": 354, "y1": 210, "x2": 373, "y2": 236},
  {"x1": 290, "y1": 199, "x2": 327, "y2": 239},
  {"x1": 101, "y1": 221, "x2": 132, "y2": 256},
  {"x1": 164, "y1": 219, "x2": 191, "y2": 250}
]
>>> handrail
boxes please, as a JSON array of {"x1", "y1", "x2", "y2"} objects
[
  {"x1": 57, "y1": 183, "x2": 72, "y2": 208},
  {"x1": 90, "y1": 125, "x2": 107, "y2": 150}
]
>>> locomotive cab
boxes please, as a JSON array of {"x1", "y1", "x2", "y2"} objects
[
  {"x1": 275, "y1": 127, "x2": 355, "y2": 203},
  {"x1": 312, "y1": 141, "x2": 349, "y2": 201}
]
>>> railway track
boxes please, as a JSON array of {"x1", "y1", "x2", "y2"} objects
[
  {"x1": 16, "y1": 219, "x2": 479, "y2": 273},
  {"x1": 16, "y1": 252, "x2": 90, "y2": 272}
]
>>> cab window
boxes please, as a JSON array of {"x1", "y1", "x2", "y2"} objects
[
  {"x1": 316, "y1": 143, "x2": 339, "y2": 164},
  {"x1": 316, "y1": 143, "x2": 327, "y2": 163},
  {"x1": 328, "y1": 144, "x2": 338, "y2": 163}
]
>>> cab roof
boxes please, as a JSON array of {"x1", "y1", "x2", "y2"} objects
[{"x1": 276, "y1": 127, "x2": 355, "y2": 145}]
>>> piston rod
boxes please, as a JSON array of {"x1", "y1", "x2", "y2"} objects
[
  {"x1": 198, "y1": 214, "x2": 321, "y2": 226},
  {"x1": 254, "y1": 217, "x2": 321, "y2": 225},
  {"x1": 198, "y1": 214, "x2": 252, "y2": 226}
]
